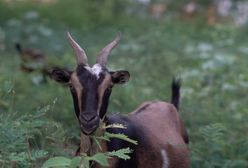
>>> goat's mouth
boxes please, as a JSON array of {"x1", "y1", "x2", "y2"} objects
[{"x1": 80, "y1": 122, "x2": 99, "y2": 135}]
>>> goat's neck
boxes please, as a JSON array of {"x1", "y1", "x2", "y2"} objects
[
  {"x1": 80, "y1": 133, "x2": 91, "y2": 155},
  {"x1": 80, "y1": 122, "x2": 106, "y2": 156}
]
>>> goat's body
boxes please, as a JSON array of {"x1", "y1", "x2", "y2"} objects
[
  {"x1": 130, "y1": 101, "x2": 189, "y2": 168},
  {"x1": 52, "y1": 33, "x2": 190, "y2": 168},
  {"x1": 92, "y1": 101, "x2": 189, "y2": 168}
]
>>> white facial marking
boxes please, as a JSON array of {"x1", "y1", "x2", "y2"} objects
[
  {"x1": 161, "y1": 149, "x2": 169, "y2": 168},
  {"x1": 84, "y1": 64, "x2": 103, "y2": 79}
]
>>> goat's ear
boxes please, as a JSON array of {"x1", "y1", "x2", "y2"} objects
[
  {"x1": 110, "y1": 70, "x2": 130, "y2": 84},
  {"x1": 51, "y1": 68, "x2": 71, "y2": 83}
]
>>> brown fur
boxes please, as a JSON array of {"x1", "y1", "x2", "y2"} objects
[
  {"x1": 129, "y1": 101, "x2": 190, "y2": 168},
  {"x1": 17, "y1": 46, "x2": 45, "y2": 63},
  {"x1": 81, "y1": 101, "x2": 190, "y2": 168},
  {"x1": 15, "y1": 43, "x2": 53, "y2": 82}
]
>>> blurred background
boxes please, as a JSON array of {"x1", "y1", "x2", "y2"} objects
[{"x1": 0, "y1": 0, "x2": 248, "y2": 167}]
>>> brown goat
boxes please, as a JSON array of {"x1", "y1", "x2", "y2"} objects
[
  {"x1": 15, "y1": 43, "x2": 45, "y2": 63},
  {"x1": 14, "y1": 43, "x2": 59, "y2": 82},
  {"x1": 51, "y1": 32, "x2": 190, "y2": 168}
]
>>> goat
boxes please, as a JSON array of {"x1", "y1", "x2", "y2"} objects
[
  {"x1": 15, "y1": 43, "x2": 45, "y2": 63},
  {"x1": 51, "y1": 32, "x2": 190, "y2": 168},
  {"x1": 15, "y1": 43, "x2": 57, "y2": 82}
]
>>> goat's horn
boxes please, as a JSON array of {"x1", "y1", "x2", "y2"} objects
[
  {"x1": 67, "y1": 32, "x2": 88, "y2": 65},
  {"x1": 96, "y1": 32, "x2": 121, "y2": 66}
]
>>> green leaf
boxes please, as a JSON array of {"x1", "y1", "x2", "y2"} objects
[
  {"x1": 91, "y1": 136, "x2": 102, "y2": 151},
  {"x1": 108, "y1": 148, "x2": 132, "y2": 160},
  {"x1": 88, "y1": 153, "x2": 109, "y2": 167},
  {"x1": 41, "y1": 156, "x2": 71, "y2": 168},
  {"x1": 70, "y1": 157, "x2": 81, "y2": 168},
  {"x1": 199, "y1": 123, "x2": 226, "y2": 142},
  {"x1": 92, "y1": 135, "x2": 110, "y2": 142},
  {"x1": 104, "y1": 132, "x2": 138, "y2": 145},
  {"x1": 31, "y1": 150, "x2": 48, "y2": 160},
  {"x1": 80, "y1": 158, "x2": 90, "y2": 168}
]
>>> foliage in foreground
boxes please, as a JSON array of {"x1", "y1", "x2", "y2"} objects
[
  {"x1": 0, "y1": 1, "x2": 248, "y2": 167},
  {"x1": 42, "y1": 123, "x2": 137, "y2": 168},
  {"x1": 42, "y1": 147, "x2": 132, "y2": 168},
  {"x1": 0, "y1": 81, "x2": 73, "y2": 167}
]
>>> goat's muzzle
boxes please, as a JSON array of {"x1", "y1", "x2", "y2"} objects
[{"x1": 79, "y1": 115, "x2": 100, "y2": 135}]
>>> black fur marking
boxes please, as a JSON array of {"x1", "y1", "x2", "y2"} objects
[
  {"x1": 184, "y1": 132, "x2": 189, "y2": 144},
  {"x1": 51, "y1": 68, "x2": 71, "y2": 83},
  {"x1": 171, "y1": 77, "x2": 181, "y2": 111},
  {"x1": 105, "y1": 115, "x2": 144, "y2": 168},
  {"x1": 170, "y1": 77, "x2": 189, "y2": 144},
  {"x1": 110, "y1": 71, "x2": 130, "y2": 84},
  {"x1": 76, "y1": 65, "x2": 104, "y2": 120},
  {"x1": 99, "y1": 88, "x2": 112, "y2": 118},
  {"x1": 70, "y1": 88, "x2": 80, "y2": 119}
]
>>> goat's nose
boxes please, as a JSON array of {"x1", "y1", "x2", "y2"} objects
[
  {"x1": 80, "y1": 114, "x2": 98, "y2": 122},
  {"x1": 79, "y1": 115, "x2": 100, "y2": 135}
]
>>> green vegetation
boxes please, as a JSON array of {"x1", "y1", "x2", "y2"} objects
[
  {"x1": 0, "y1": 0, "x2": 248, "y2": 167},
  {"x1": 42, "y1": 123, "x2": 136, "y2": 168}
]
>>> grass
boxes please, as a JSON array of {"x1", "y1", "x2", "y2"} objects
[{"x1": 0, "y1": 0, "x2": 248, "y2": 167}]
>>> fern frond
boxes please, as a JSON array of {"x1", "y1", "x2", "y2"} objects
[
  {"x1": 199, "y1": 123, "x2": 226, "y2": 142},
  {"x1": 104, "y1": 123, "x2": 127, "y2": 129},
  {"x1": 104, "y1": 132, "x2": 138, "y2": 145},
  {"x1": 107, "y1": 147, "x2": 133, "y2": 160}
]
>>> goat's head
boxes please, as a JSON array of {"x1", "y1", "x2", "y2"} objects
[{"x1": 51, "y1": 32, "x2": 130, "y2": 135}]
